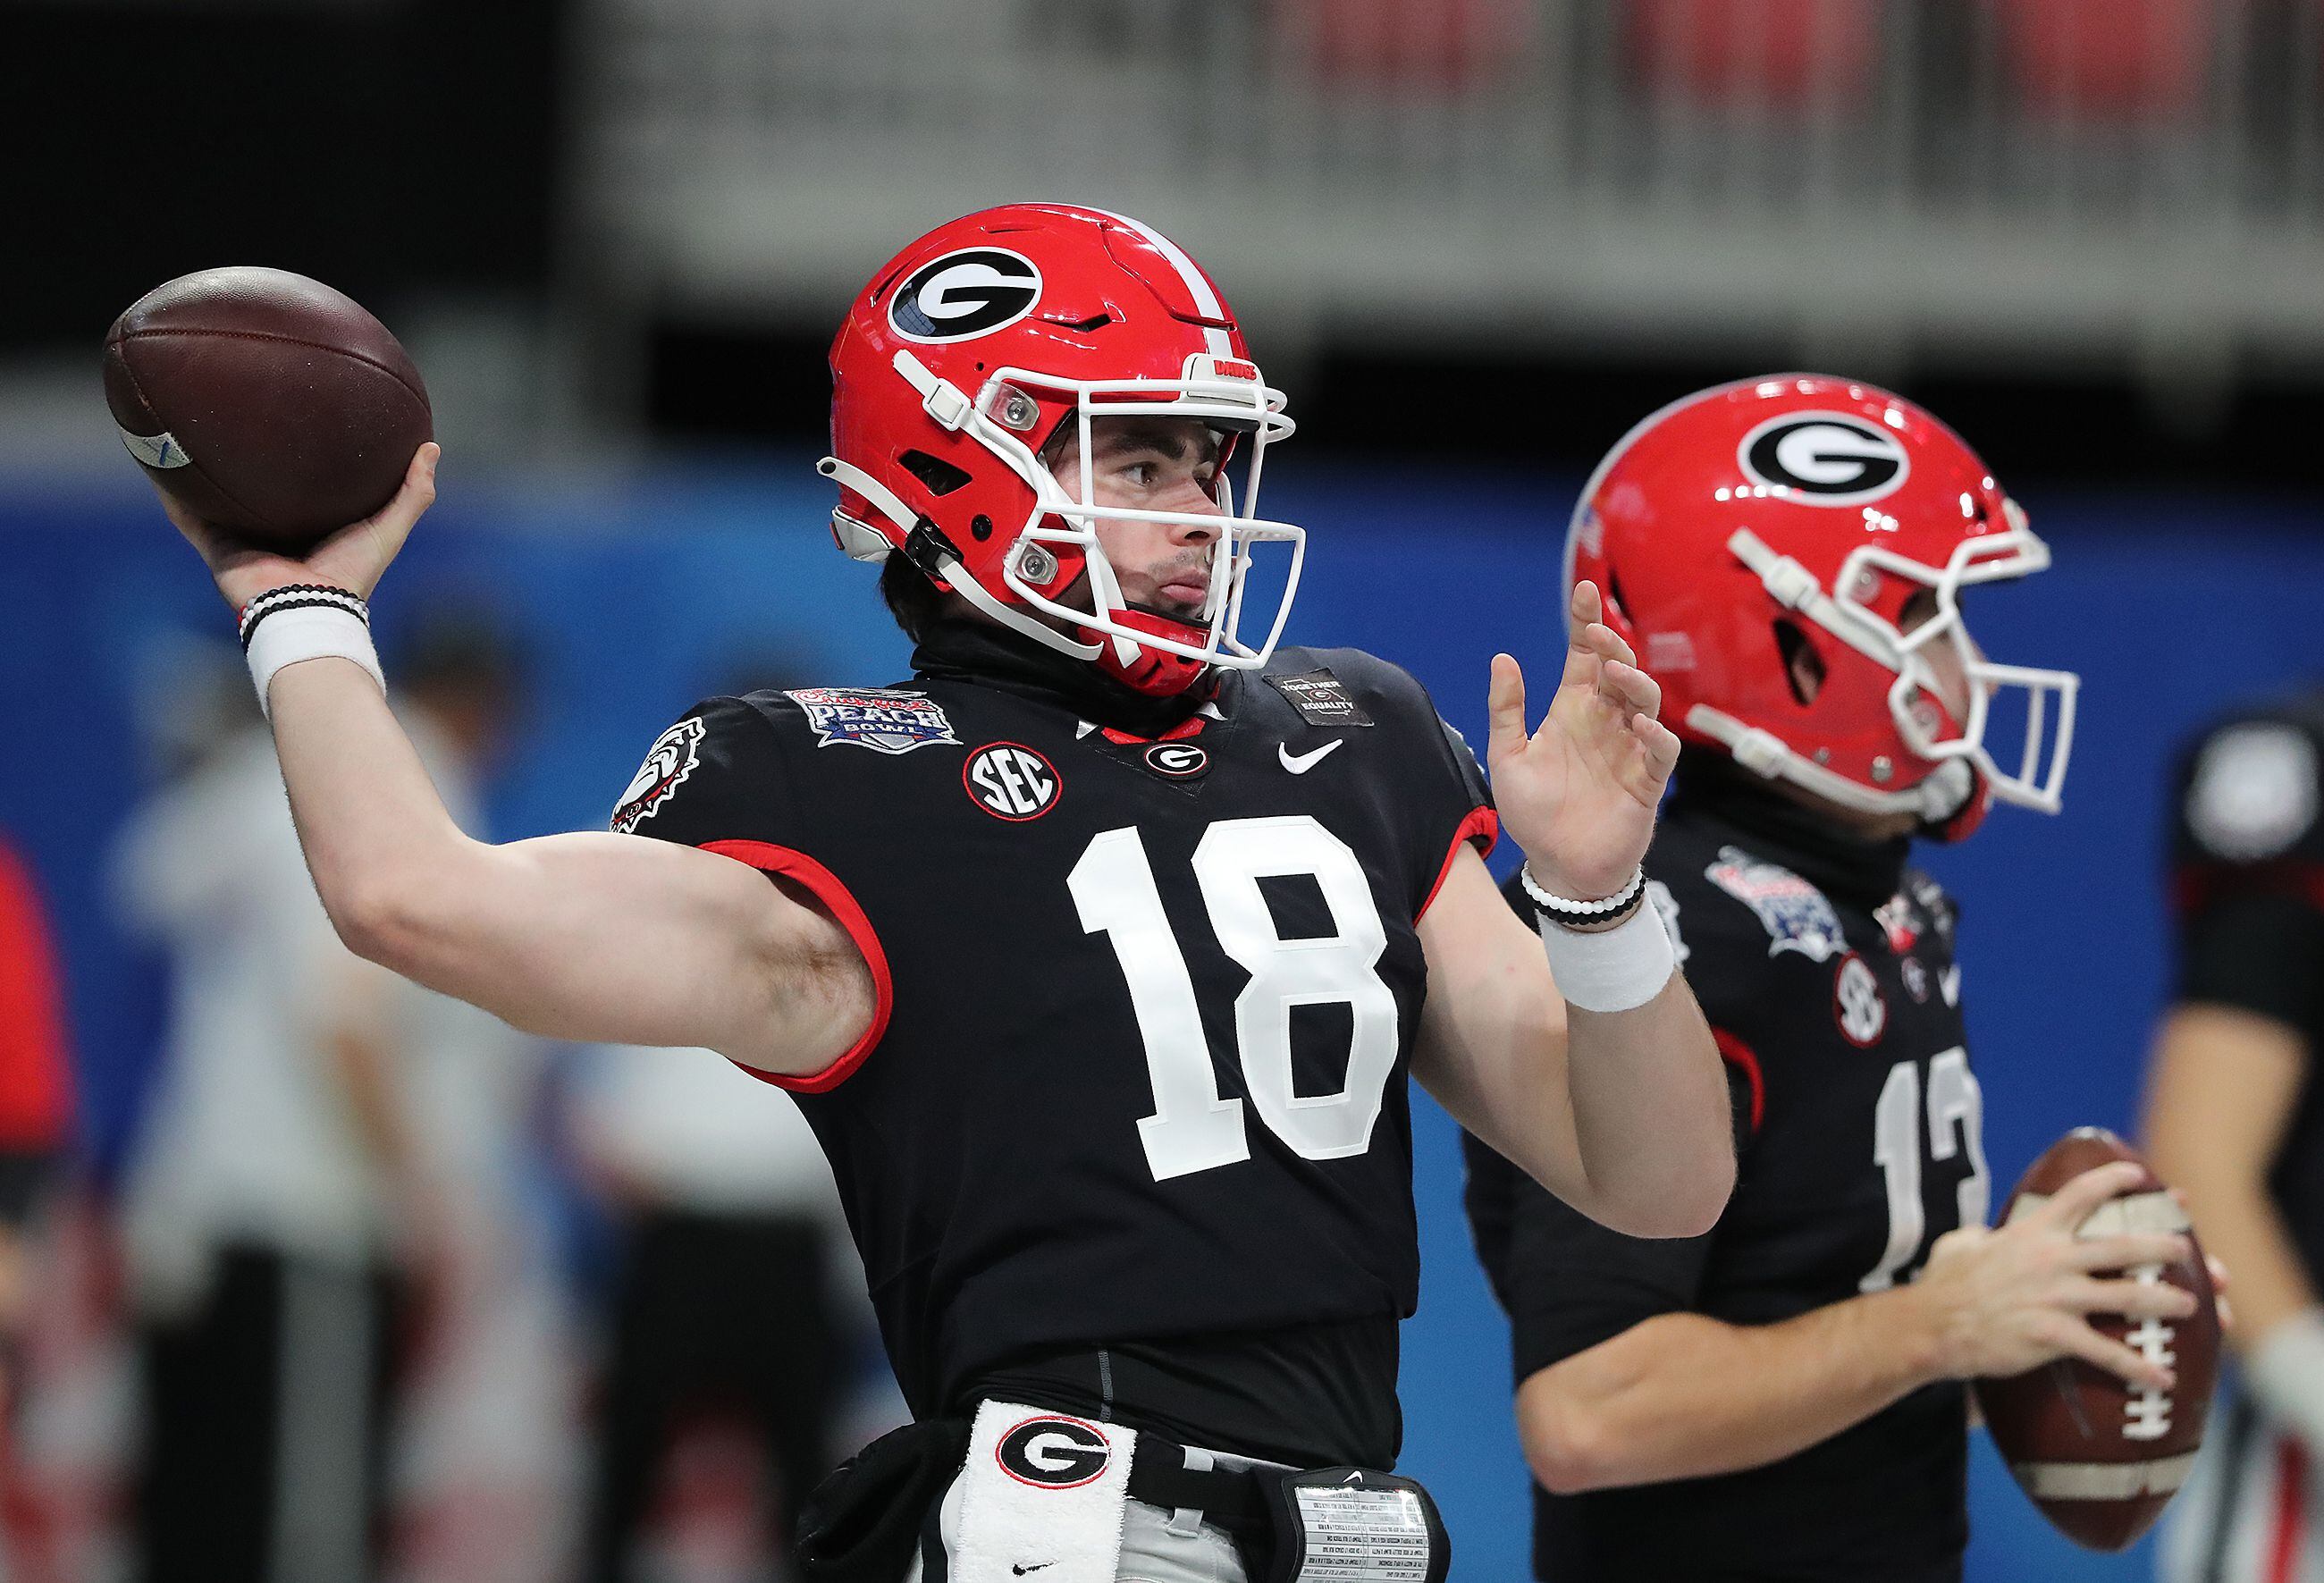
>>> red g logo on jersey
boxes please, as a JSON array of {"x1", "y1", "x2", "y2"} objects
[
  {"x1": 996, "y1": 1415, "x2": 1112, "y2": 1489},
  {"x1": 964, "y1": 744, "x2": 1062, "y2": 821}
]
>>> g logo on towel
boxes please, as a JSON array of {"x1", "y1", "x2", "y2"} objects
[{"x1": 996, "y1": 1416, "x2": 1113, "y2": 1489}]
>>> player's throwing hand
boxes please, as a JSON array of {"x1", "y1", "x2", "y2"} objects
[
  {"x1": 162, "y1": 442, "x2": 439, "y2": 610},
  {"x1": 1487, "y1": 579, "x2": 1683, "y2": 901}
]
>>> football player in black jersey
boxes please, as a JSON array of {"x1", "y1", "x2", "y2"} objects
[
  {"x1": 1462, "y1": 376, "x2": 2203, "y2": 1583},
  {"x1": 2149, "y1": 700, "x2": 2324, "y2": 1583},
  {"x1": 153, "y1": 204, "x2": 1736, "y2": 1583}
]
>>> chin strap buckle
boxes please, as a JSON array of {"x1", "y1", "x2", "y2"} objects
[
  {"x1": 1727, "y1": 726, "x2": 1793, "y2": 779},
  {"x1": 893, "y1": 349, "x2": 973, "y2": 432},
  {"x1": 903, "y1": 518, "x2": 962, "y2": 583}
]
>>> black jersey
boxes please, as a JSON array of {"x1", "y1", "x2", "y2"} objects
[
  {"x1": 1465, "y1": 760, "x2": 1979, "y2": 1582},
  {"x1": 2170, "y1": 694, "x2": 2324, "y2": 1289},
  {"x1": 614, "y1": 620, "x2": 1493, "y2": 1468}
]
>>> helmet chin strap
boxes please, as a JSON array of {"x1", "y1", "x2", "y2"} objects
[
  {"x1": 821, "y1": 450, "x2": 1216, "y2": 695},
  {"x1": 1688, "y1": 705, "x2": 1976, "y2": 824},
  {"x1": 819, "y1": 454, "x2": 1101, "y2": 663}
]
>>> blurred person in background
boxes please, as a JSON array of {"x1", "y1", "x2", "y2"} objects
[
  {"x1": 2149, "y1": 699, "x2": 2324, "y2": 1583},
  {"x1": 568, "y1": 1040, "x2": 863, "y2": 1583},
  {"x1": 111, "y1": 613, "x2": 557, "y2": 1583},
  {"x1": 1464, "y1": 377, "x2": 2197, "y2": 1583},
  {"x1": 0, "y1": 830, "x2": 75, "y2": 1561}
]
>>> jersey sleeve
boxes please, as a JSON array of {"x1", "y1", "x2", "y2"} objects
[
  {"x1": 609, "y1": 695, "x2": 894, "y2": 1093},
  {"x1": 1309, "y1": 651, "x2": 1496, "y2": 916},
  {"x1": 2169, "y1": 712, "x2": 2324, "y2": 1034}
]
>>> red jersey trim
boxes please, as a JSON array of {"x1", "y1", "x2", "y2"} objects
[
  {"x1": 697, "y1": 839, "x2": 893, "y2": 1094},
  {"x1": 1419, "y1": 806, "x2": 1501, "y2": 920},
  {"x1": 1099, "y1": 716, "x2": 1208, "y2": 746},
  {"x1": 1711, "y1": 1025, "x2": 1765, "y2": 1133}
]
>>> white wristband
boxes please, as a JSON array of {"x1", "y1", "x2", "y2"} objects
[
  {"x1": 244, "y1": 604, "x2": 385, "y2": 718},
  {"x1": 1536, "y1": 891, "x2": 1678, "y2": 1014},
  {"x1": 2245, "y1": 1309, "x2": 2324, "y2": 1448}
]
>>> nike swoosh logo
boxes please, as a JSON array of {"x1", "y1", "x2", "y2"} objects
[
  {"x1": 1279, "y1": 740, "x2": 1344, "y2": 774},
  {"x1": 1012, "y1": 1565, "x2": 1055, "y2": 1576}
]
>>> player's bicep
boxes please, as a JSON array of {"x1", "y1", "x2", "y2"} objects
[
  {"x1": 414, "y1": 829, "x2": 871, "y2": 1074},
  {"x1": 1413, "y1": 847, "x2": 1591, "y2": 1204}
]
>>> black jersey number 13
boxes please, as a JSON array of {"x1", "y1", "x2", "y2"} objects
[{"x1": 1070, "y1": 815, "x2": 1401, "y2": 1183}]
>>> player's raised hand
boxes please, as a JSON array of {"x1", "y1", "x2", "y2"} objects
[
  {"x1": 1487, "y1": 580, "x2": 1682, "y2": 901},
  {"x1": 1911, "y1": 1160, "x2": 2199, "y2": 1391},
  {"x1": 162, "y1": 442, "x2": 439, "y2": 610}
]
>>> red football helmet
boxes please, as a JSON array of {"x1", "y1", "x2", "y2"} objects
[
  {"x1": 1569, "y1": 375, "x2": 2079, "y2": 829},
  {"x1": 822, "y1": 204, "x2": 1301, "y2": 695}
]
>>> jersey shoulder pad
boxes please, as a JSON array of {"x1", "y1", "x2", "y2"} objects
[
  {"x1": 2177, "y1": 701, "x2": 2324, "y2": 867},
  {"x1": 746, "y1": 683, "x2": 965, "y2": 758},
  {"x1": 611, "y1": 694, "x2": 798, "y2": 846},
  {"x1": 1262, "y1": 647, "x2": 1491, "y2": 813},
  {"x1": 1650, "y1": 829, "x2": 1851, "y2": 970},
  {"x1": 1259, "y1": 646, "x2": 1428, "y2": 728}
]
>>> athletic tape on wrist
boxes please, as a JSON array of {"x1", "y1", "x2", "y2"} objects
[
  {"x1": 2245, "y1": 1309, "x2": 2324, "y2": 1447},
  {"x1": 240, "y1": 593, "x2": 384, "y2": 718},
  {"x1": 1536, "y1": 892, "x2": 1678, "y2": 1014}
]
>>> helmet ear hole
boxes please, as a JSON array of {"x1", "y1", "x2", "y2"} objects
[
  {"x1": 1772, "y1": 619, "x2": 1827, "y2": 707},
  {"x1": 1604, "y1": 571, "x2": 1631, "y2": 627},
  {"x1": 898, "y1": 450, "x2": 973, "y2": 497}
]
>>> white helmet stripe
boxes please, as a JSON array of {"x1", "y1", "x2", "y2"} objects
[{"x1": 1083, "y1": 206, "x2": 1234, "y2": 360}]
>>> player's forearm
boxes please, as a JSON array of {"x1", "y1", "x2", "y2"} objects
[
  {"x1": 2160, "y1": 1171, "x2": 2316, "y2": 1350},
  {"x1": 2143, "y1": 1007, "x2": 2319, "y2": 1345},
  {"x1": 266, "y1": 656, "x2": 479, "y2": 959},
  {"x1": 1519, "y1": 1292, "x2": 1944, "y2": 1493},
  {"x1": 1563, "y1": 976, "x2": 1734, "y2": 1239}
]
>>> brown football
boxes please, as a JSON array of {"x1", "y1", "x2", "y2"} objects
[
  {"x1": 103, "y1": 267, "x2": 432, "y2": 552},
  {"x1": 1973, "y1": 1127, "x2": 2220, "y2": 1551}
]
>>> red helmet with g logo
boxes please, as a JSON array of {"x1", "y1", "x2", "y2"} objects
[
  {"x1": 1568, "y1": 375, "x2": 2079, "y2": 831},
  {"x1": 823, "y1": 204, "x2": 1301, "y2": 695}
]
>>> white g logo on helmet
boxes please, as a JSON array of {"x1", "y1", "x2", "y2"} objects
[
  {"x1": 1738, "y1": 412, "x2": 1911, "y2": 507},
  {"x1": 888, "y1": 248, "x2": 1043, "y2": 343}
]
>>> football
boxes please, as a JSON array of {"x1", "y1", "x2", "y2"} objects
[
  {"x1": 1973, "y1": 1127, "x2": 2221, "y2": 1551},
  {"x1": 103, "y1": 267, "x2": 432, "y2": 552}
]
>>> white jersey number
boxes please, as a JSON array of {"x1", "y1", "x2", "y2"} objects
[
  {"x1": 1860, "y1": 1046, "x2": 1992, "y2": 1292},
  {"x1": 1069, "y1": 816, "x2": 1402, "y2": 1182}
]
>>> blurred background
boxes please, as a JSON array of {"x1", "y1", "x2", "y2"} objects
[{"x1": 3, "y1": 1, "x2": 2321, "y2": 1579}]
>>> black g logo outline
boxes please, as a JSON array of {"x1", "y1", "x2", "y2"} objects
[
  {"x1": 1738, "y1": 413, "x2": 1910, "y2": 507},
  {"x1": 888, "y1": 248, "x2": 1043, "y2": 343},
  {"x1": 996, "y1": 1416, "x2": 1112, "y2": 1489}
]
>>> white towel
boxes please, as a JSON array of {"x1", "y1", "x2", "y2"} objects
[{"x1": 952, "y1": 1401, "x2": 1136, "y2": 1583}]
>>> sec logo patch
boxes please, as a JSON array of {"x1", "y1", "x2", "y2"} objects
[
  {"x1": 964, "y1": 743, "x2": 1061, "y2": 821},
  {"x1": 1834, "y1": 954, "x2": 1889, "y2": 1047}
]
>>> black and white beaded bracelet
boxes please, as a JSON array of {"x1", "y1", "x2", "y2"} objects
[
  {"x1": 238, "y1": 583, "x2": 371, "y2": 649},
  {"x1": 1518, "y1": 863, "x2": 1647, "y2": 930}
]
